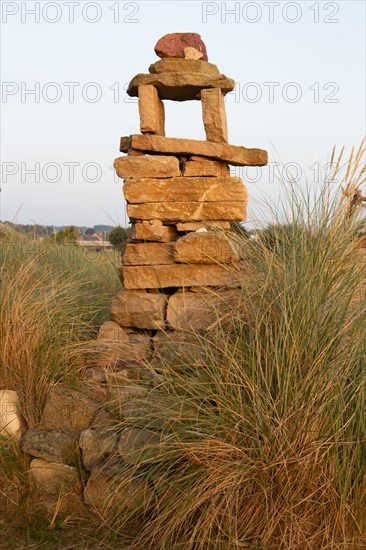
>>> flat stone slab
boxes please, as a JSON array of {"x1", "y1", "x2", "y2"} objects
[
  {"x1": 167, "y1": 289, "x2": 242, "y2": 331},
  {"x1": 114, "y1": 155, "x2": 179, "y2": 179},
  {"x1": 97, "y1": 321, "x2": 151, "y2": 367},
  {"x1": 79, "y1": 429, "x2": 119, "y2": 471},
  {"x1": 123, "y1": 176, "x2": 247, "y2": 204},
  {"x1": 21, "y1": 429, "x2": 79, "y2": 464},
  {"x1": 174, "y1": 231, "x2": 239, "y2": 264},
  {"x1": 122, "y1": 242, "x2": 174, "y2": 265},
  {"x1": 176, "y1": 221, "x2": 231, "y2": 231},
  {"x1": 130, "y1": 221, "x2": 179, "y2": 242},
  {"x1": 30, "y1": 458, "x2": 80, "y2": 494},
  {"x1": 98, "y1": 320, "x2": 147, "y2": 343},
  {"x1": 40, "y1": 385, "x2": 98, "y2": 431},
  {"x1": 127, "y1": 73, "x2": 235, "y2": 101},
  {"x1": 110, "y1": 289, "x2": 167, "y2": 330},
  {"x1": 183, "y1": 158, "x2": 229, "y2": 177},
  {"x1": 120, "y1": 135, "x2": 268, "y2": 167},
  {"x1": 120, "y1": 264, "x2": 241, "y2": 289},
  {"x1": 149, "y1": 58, "x2": 219, "y2": 75},
  {"x1": 127, "y1": 201, "x2": 246, "y2": 222}
]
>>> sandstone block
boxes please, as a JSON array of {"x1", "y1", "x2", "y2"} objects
[
  {"x1": 98, "y1": 320, "x2": 127, "y2": 341},
  {"x1": 153, "y1": 331, "x2": 206, "y2": 366},
  {"x1": 138, "y1": 85, "x2": 165, "y2": 135},
  {"x1": 108, "y1": 385, "x2": 148, "y2": 405},
  {"x1": 110, "y1": 289, "x2": 167, "y2": 330},
  {"x1": 149, "y1": 58, "x2": 219, "y2": 75},
  {"x1": 201, "y1": 88, "x2": 228, "y2": 143},
  {"x1": 97, "y1": 321, "x2": 151, "y2": 365},
  {"x1": 155, "y1": 32, "x2": 208, "y2": 61},
  {"x1": 127, "y1": 73, "x2": 235, "y2": 101},
  {"x1": 0, "y1": 389, "x2": 22, "y2": 441},
  {"x1": 122, "y1": 242, "x2": 174, "y2": 265},
  {"x1": 114, "y1": 155, "x2": 179, "y2": 179},
  {"x1": 120, "y1": 134, "x2": 268, "y2": 167},
  {"x1": 124, "y1": 176, "x2": 245, "y2": 204},
  {"x1": 21, "y1": 429, "x2": 79, "y2": 464},
  {"x1": 183, "y1": 158, "x2": 229, "y2": 177},
  {"x1": 84, "y1": 460, "x2": 153, "y2": 513},
  {"x1": 83, "y1": 468, "x2": 116, "y2": 513},
  {"x1": 79, "y1": 429, "x2": 118, "y2": 471},
  {"x1": 130, "y1": 221, "x2": 179, "y2": 242},
  {"x1": 91, "y1": 410, "x2": 116, "y2": 430},
  {"x1": 40, "y1": 385, "x2": 99, "y2": 431},
  {"x1": 127, "y1": 201, "x2": 246, "y2": 222},
  {"x1": 120, "y1": 264, "x2": 240, "y2": 289},
  {"x1": 30, "y1": 458, "x2": 80, "y2": 494},
  {"x1": 121, "y1": 398, "x2": 166, "y2": 431},
  {"x1": 118, "y1": 428, "x2": 160, "y2": 460},
  {"x1": 174, "y1": 231, "x2": 239, "y2": 264},
  {"x1": 176, "y1": 221, "x2": 231, "y2": 231},
  {"x1": 167, "y1": 289, "x2": 242, "y2": 331}
]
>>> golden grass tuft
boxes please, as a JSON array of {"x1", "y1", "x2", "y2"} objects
[
  {"x1": 0, "y1": 232, "x2": 120, "y2": 426},
  {"x1": 105, "y1": 143, "x2": 366, "y2": 549}
]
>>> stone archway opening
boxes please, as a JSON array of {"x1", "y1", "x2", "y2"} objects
[{"x1": 163, "y1": 100, "x2": 206, "y2": 141}]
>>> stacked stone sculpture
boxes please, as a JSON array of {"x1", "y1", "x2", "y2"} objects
[
  {"x1": 14, "y1": 34, "x2": 268, "y2": 515},
  {"x1": 107, "y1": 32, "x2": 268, "y2": 364}
]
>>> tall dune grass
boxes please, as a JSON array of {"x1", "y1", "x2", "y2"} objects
[
  {"x1": 0, "y1": 229, "x2": 120, "y2": 426},
  {"x1": 108, "y1": 146, "x2": 366, "y2": 549}
]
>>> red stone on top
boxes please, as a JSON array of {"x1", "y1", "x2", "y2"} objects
[{"x1": 154, "y1": 33, "x2": 208, "y2": 62}]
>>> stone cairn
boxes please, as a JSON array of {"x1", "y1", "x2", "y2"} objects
[
  {"x1": 7, "y1": 33, "x2": 267, "y2": 516},
  {"x1": 109, "y1": 32, "x2": 267, "y2": 358}
]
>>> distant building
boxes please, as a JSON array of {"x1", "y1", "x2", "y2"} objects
[
  {"x1": 76, "y1": 239, "x2": 113, "y2": 251},
  {"x1": 81, "y1": 229, "x2": 105, "y2": 242}
]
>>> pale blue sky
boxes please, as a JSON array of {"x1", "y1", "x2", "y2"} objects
[{"x1": 1, "y1": 0, "x2": 365, "y2": 228}]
